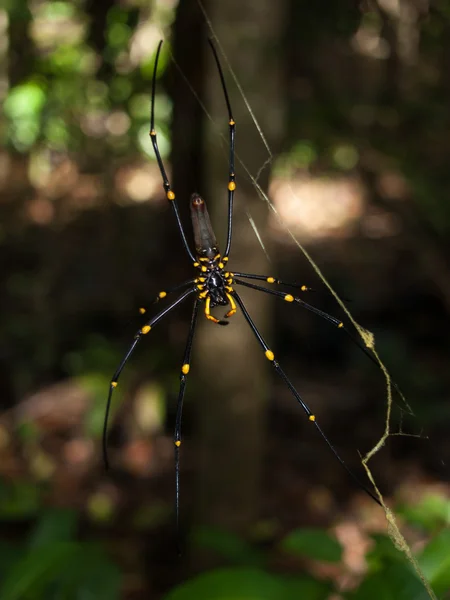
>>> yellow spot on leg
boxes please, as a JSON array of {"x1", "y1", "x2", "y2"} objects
[
  {"x1": 159, "y1": 291, "x2": 167, "y2": 299},
  {"x1": 284, "y1": 294, "x2": 294, "y2": 302},
  {"x1": 111, "y1": 381, "x2": 118, "y2": 388},
  {"x1": 265, "y1": 350, "x2": 275, "y2": 361},
  {"x1": 139, "y1": 307, "x2": 146, "y2": 314},
  {"x1": 167, "y1": 191, "x2": 175, "y2": 200},
  {"x1": 267, "y1": 277, "x2": 275, "y2": 283},
  {"x1": 338, "y1": 322, "x2": 344, "y2": 328},
  {"x1": 141, "y1": 325, "x2": 151, "y2": 334},
  {"x1": 301, "y1": 285, "x2": 308, "y2": 292},
  {"x1": 175, "y1": 440, "x2": 181, "y2": 447},
  {"x1": 182, "y1": 364, "x2": 190, "y2": 375},
  {"x1": 228, "y1": 182, "x2": 236, "y2": 191},
  {"x1": 309, "y1": 415, "x2": 316, "y2": 422}
]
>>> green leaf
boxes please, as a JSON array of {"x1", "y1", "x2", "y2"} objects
[
  {"x1": 279, "y1": 528, "x2": 342, "y2": 562},
  {"x1": 163, "y1": 567, "x2": 329, "y2": 600},
  {"x1": 350, "y1": 563, "x2": 429, "y2": 600},
  {"x1": 191, "y1": 526, "x2": 264, "y2": 567},
  {"x1": 399, "y1": 494, "x2": 450, "y2": 531},
  {"x1": 0, "y1": 541, "x2": 78, "y2": 600},
  {"x1": 28, "y1": 509, "x2": 78, "y2": 549},
  {"x1": 419, "y1": 528, "x2": 450, "y2": 596}
]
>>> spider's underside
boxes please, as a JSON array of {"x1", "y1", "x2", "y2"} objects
[{"x1": 103, "y1": 39, "x2": 383, "y2": 535}]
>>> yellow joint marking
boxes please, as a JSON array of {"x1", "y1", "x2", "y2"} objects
[
  {"x1": 309, "y1": 415, "x2": 316, "y2": 422},
  {"x1": 141, "y1": 325, "x2": 151, "y2": 334},
  {"x1": 224, "y1": 272, "x2": 230, "y2": 277},
  {"x1": 228, "y1": 181, "x2": 236, "y2": 191},
  {"x1": 267, "y1": 277, "x2": 275, "y2": 283},
  {"x1": 284, "y1": 294, "x2": 294, "y2": 303},
  {"x1": 197, "y1": 284, "x2": 204, "y2": 290},
  {"x1": 201, "y1": 266, "x2": 207, "y2": 272},
  {"x1": 199, "y1": 257, "x2": 209, "y2": 262},
  {"x1": 167, "y1": 191, "x2": 175, "y2": 200},
  {"x1": 265, "y1": 350, "x2": 275, "y2": 361},
  {"x1": 227, "y1": 279, "x2": 233, "y2": 284},
  {"x1": 182, "y1": 364, "x2": 190, "y2": 375},
  {"x1": 174, "y1": 440, "x2": 181, "y2": 447},
  {"x1": 214, "y1": 253, "x2": 221, "y2": 260},
  {"x1": 198, "y1": 277, "x2": 206, "y2": 282},
  {"x1": 223, "y1": 256, "x2": 229, "y2": 262},
  {"x1": 225, "y1": 286, "x2": 233, "y2": 292},
  {"x1": 159, "y1": 291, "x2": 167, "y2": 299},
  {"x1": 218, "y1": 262, "x2": 224, "y2": 269},
  {"x1": 139, "y1": 307, "x2": 146, "y2": 314},
  {"x1": 338, "y1": 322, "x2": 344, "y2": 328},
  {"x1": 193, "y1": 262, "x2": 199, "y2": 267},
  {"x1": 199, "y1": 291, "x2": 208, "y2": 298},
  {"x1": 111, "y1": 381, "x2": 118, "y2": 388},
  {"x1": 150, "y1": 129, "x2": 156, "y2": 136},
  {"x1": 229, "y1": 119, "x2": 235, "y2": 126},
  {"x1": 301, "y1": 285, "x2": 308, "y2": 292}
]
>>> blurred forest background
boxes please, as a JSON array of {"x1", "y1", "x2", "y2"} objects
[{"x1": 1, "y1": 0, "x2": 450, "y2": 598}]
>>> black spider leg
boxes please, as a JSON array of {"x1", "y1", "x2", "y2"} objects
[
  {"x1": 174, "y1": 298, "x2": 199, "y2": 543},
  {"x1": 234, "y1": 276, "x2": 407, "y2": 410},
  {"x1": 103, "y1": 287, "x2": 196, "y2": 469},
  {"x1": 150, "y1": 41, "x2": 195, "y2": 263},
  {"x1": 139, "y1": 279, "x2": 197, "y2": 314},
  {"x1": 207, "y1": 39, "x2": 236, "y2": 259},
  {"x1": 232, "y1": 290, "x2": 382, "y2": 507}
]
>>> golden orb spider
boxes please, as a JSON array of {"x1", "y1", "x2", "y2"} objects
[{"x1": 103, "y1": 39, "x2": 382, "y2": 534}]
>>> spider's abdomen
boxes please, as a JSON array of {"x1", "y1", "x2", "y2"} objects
[{"x1": 190, "y1": 193, "x2": 218, "y2": 260}]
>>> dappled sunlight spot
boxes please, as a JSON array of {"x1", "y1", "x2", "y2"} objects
[
  {"x1": 29, "y1": 449, "x2": 56, "y2": 480},
  {"x1": 106, "y1": 110, "x2": 131, "y2": 136},
  {"x1": 129, "y1": 22, "x2": 161, "y2": 66},
  {"x1": 71, "y1": 174, "x2": 104, "y2": 208},
  {"x1": 40, "y1": 157, "x2": 79, "y2": 198},
  {"x1": 334, "y1": 521, "x2": 372, "y2": 582},
  {"x1": 123, "y1": 439, "x2": 154, "y2": 476},
  {"x1": 377, "y1": 170, "x2": 410, "y2": 200},
  {"x1": 18, "y1": 380, "x2": 89, "y2": 431},
  {"x1": 64, "y1": 438, "x2": 95, "y2": 467},
  {"x1": 134, "y1": 383, "x2": 166, "y2": 434},
  {"x1": 30, "y1": 6, "x2": 86, "y2": 51},
  {"x1": 87, "y1": 486, "x2": 119, "y2": 522},
  {"x1": 116, "y1": 163, "x2": 164, "y2": 203},
  {"x1": 269, "y1": 175, "x2": 365, "y2": 242},
  {"x1": 80, "y1": 110, "x2": 108, "y2": 138},
  {"x1": 27, "y1": 197, "x2": 54, "y2": 225}
]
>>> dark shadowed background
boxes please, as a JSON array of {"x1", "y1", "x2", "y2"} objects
[{"x1": 1, "y1": 0, "x2": 449, "y2": 598}]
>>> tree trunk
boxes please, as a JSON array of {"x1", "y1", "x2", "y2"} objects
[{"x1": 190, "y1": 1, "x2": 286, "y2": 537}]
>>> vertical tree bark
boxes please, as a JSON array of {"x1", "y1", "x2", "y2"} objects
[{"x1": 190, "y1": 1, "x2": 286, "y2": 536}]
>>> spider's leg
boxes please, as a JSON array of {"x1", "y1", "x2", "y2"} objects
[
  {"x1": 150, "y1": 41, "x2": 195, "y2": 263},
  {"x1": 208, "y1": 40, "x2": 236, "y2": 259},
  {"x1": 103, "y1": 287, "x2": 196, "y2": 469},
  {"x1": 174, "y1": 299, "x2": 199, "y2": 541},
  {"x1": 232, "y1": 271, "x2": 314, "y2": 293},
  {"x1": 234, "y1": 278, "x2": 406, "y2": 409},
  {"x1": 139, "y1": 279, "x2": 197, "y2": 314},
  {"x1": 232, "y1": 290, "x2": 382, "y2": 506}
]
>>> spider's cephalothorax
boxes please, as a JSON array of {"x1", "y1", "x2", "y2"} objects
[
  {"x1": 104, "y1": 38, "x2": 383, "y2": 546},
  {"x1": 190, "y1": 193, "x2": 236, "y2": 325}
]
